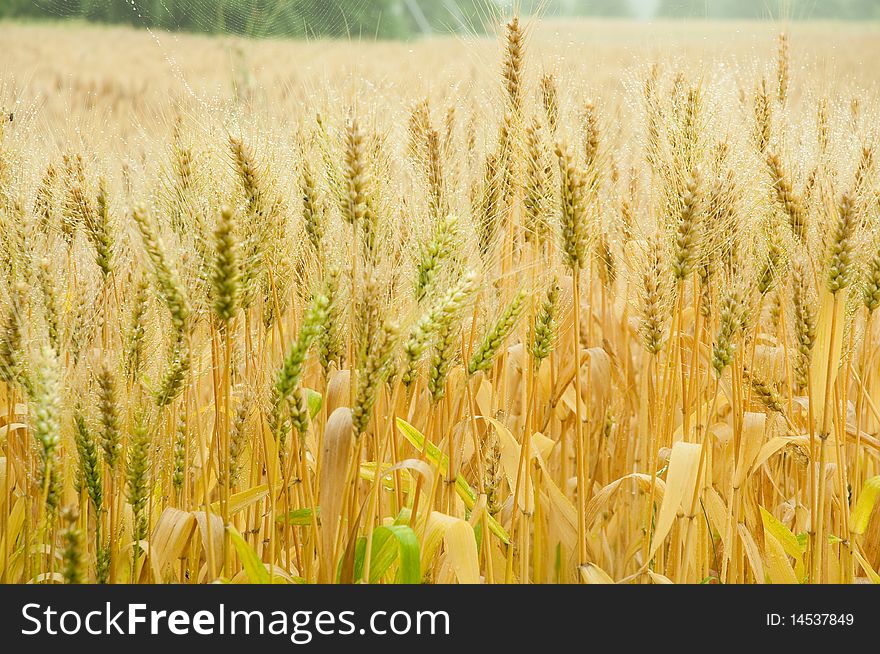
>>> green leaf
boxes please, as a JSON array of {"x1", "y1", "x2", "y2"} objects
[
  {"x1": 228, "y1": 525, "x2": 270, "y2": 584},
  {"x1": 396, "y1": 418, "x2": 510, "y2": 544},
  {"x1": 353, "y1": 514, "x2": 417, "y2": 584},
  {"x1": 276, "y1": 507, "x2": 320, "y2": 526},
  {"x1": 397, "y1": 417, "x2": 448, "y2": 474},
  {"x1": 304, "y1": 388, "x2": 322, "y2": 419},
  {"x1": 367, "y1": 525, "x2": 421, "y2": 584},
  {"x1": 347, "y1": 537, "x2": 367, "y2": 583},
  {"x1": 366, "y1": 529, "x2": 396, "y2": 582}
]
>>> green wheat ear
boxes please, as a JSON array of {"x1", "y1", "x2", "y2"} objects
[
  {"x1": 468, "y1": 287, "x2": 527, "y2": 376},
  {"x1": 74, "y1": 408, "x2": 103, "y2": 516},
  {"x1": 32, "y1": 345, "x2": 62, "y2": 515},
  {"x1": 60, "y1": 506, "x2": 84, "y2": 585},
  {"x1": 270, "y1": 292, "x2": 329, "y2": 447},
  {"x1": 211, "y1": 204, "x2": 240, "y2": 325},
  {"x1": 126, "y1": 411, "x2": 151, "y2": 543},
  {"x1": 531, "y1": 280, "x2": 560, "y2": 366},
  {"x1": 556, "y1": 141, "x2": 589, "y2": 272},
  {"x1": 96, "y1": 363, "x2": 122, "y2": 470}
]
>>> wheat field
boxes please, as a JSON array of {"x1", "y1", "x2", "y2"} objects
[{"x1": 1, "y1": 16, "x2": 879, "y2": 584}]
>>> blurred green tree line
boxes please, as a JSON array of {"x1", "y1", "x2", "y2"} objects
[
  {"x1": 1, "y1": 1, "x2": 876, "y2": 40},
  {"x1": 523, "y1": 0, "x2": 880, "y2": 20},
  {"x1": 0, "y1": 0, "x2": 494, "y2": 38}
]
